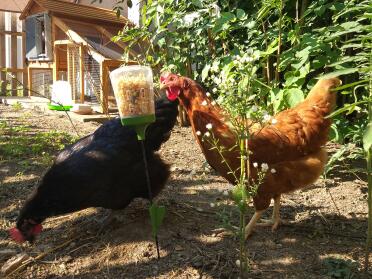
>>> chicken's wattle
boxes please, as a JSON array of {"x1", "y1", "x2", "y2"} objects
[
  {"x1": 166, "y1": 87, "x2": 180, "y2": 101},
  {"x1": 9, "y1": 227, "x2": 25, "y2": 243}
]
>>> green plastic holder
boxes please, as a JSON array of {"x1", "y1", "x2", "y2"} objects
[
  {"x1": 120, "y1": 114, "x2": 156, "y2": 140},
  {"x1": 48, "y1": 103, "x2": 73, "y2": 111}
]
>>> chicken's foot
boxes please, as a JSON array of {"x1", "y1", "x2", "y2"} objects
[{"x1": 244, "y1": 210, "x2": 264, "y2": 239}]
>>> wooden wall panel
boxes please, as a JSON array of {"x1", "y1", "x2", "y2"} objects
[
  {"x1": 11, "y1": 12, "x2": 17, "y2": 95},
  {"x1": 0, "y1": 12, "x2": 6, "y2": 95},
  {"x1": 0, "y1": 12, "x2": 26, "y2": 96}
]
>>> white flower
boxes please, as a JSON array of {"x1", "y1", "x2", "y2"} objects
[
  {"x1": 210, "y1": 203, "x2": 215, "y2": 208},
  {"x1": 251, "y1": 105, "x2": 257, "y2": 112},
  {"x1": 214, "y1": 77, "x2": 221, "y2": 84},
  {"x1": 235, "y1": 259, "x2": 241, "y2": 267},
  {"x1": 223, "y1": 190, "x2": 229, "y2": 196},
  {"x1": 183, "y1": 12, "x2": 199, "y2": 26},
  {"x1": 196, "y1": 131, "x2": 201, "y2": 136},
  {"x1": 206, "y1": 92, "x2": 211, "y2": 97},
  {"x1": 253, "y1": 162, "x2": 258, "y2": 168},
  {"x1": 201, "y1": 100, "x2": 208, "y2": 106},
  {"x1": 204, "y1": 131, "x2": 211, "y2": 137},
  {"x1": 243, "y1": 56, "x2": 254, "y2": 64},
  {"x1": 206, "y1": 123, "x2": 213, "y2": 130},
  {"x1": 211, "y1": 101, "x2": 216, "y2": 106},
  {"x1": 271, "y1": 168, "x2": 276, "y2": 174},
  {"x1": 252, "y1": 51, "x2": 260, "y2": 61},
  {"x1": 210, "y1": 3, "x2": 221, "y2": 17},
  {"x1": 271, "y1": 118, "x2": 278, "y2": 125},
  {"x1": 261, "y1": 163, "x2": 269, "y2": 172},
  {"x1": 212, "y1": 88, "x2": 218, "y2": 93},
  {"x1": 263, "y1": 113, "x2": 271, "y2": 122}
]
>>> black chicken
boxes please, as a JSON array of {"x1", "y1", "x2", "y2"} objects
[{"x1": 10, "y1": 97, "x2": 179, "y2": 243}]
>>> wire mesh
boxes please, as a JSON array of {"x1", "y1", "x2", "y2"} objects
[
  {"x1": 83, "y1": 52, "x2": 101, "y2": 104},
  {"x1": 67, "y1": 44, "x2": 81, "y2": 100},
  {"x1": 31, "y1": 69, "x2": 52, "y2": 98}
]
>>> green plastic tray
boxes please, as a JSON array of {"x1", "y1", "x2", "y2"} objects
[{"x1": 48, "y1": 103, "x2": 73, "y2": 111}]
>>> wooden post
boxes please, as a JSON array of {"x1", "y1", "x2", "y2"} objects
[
  {"x1": 0, "y1": 12, "x2": 6, "y2": 95},
  {"x1": 67, "y1": 45, "x2": 72, "y2": 100},
  {"x1": 71, "y1": 46, "x2": 76, "y2": 100},
  {"x1": 79, "y1": 44, "x2": 84, "y2": 103},
  {"x1": 53, "y1": 43, "x2": 58, "y2": 82},
  {"x1": 11, "y1": 13, "x2": 17, "y2": 96},
  {"x1": 22, "y1": 20, "x2": 27, "y2": 96},
  {"x1": 52, "y1": 18, "x2": 58, "y2": 82},
  {"x1": 27, "y1": 67, "x2": 32, "y2": 96},
  {"x1": 100, "y1": 61, "x2": 108, "y2": 114}
]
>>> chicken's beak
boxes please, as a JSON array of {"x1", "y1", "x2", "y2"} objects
[
  {"x1": 159, "y1": 82, "x2": 167, "y2": 90},
  {"x1": 159, "y1": 72, "x2": 170, "y2": 90},
  {"x1": 159, "y1": 77, "x2": 168, "y2": 90}
]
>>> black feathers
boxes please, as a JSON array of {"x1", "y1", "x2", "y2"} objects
[{"x1": 16, "y1": 97, "x2": 179, "y2": 227}]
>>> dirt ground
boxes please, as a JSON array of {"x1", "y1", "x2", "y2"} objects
[{"x1": 0, "y1": 103, "x2": 370, "y2": 279}]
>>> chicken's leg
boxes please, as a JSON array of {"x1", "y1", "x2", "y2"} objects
[
  {"x1": 271, "y1": 195, "x2": 281, "y2": 231},
  {"x1": 256, "y1": 195, "x2": 281, "y2": 231},
  {"x1": 244, "y1": 210, "x2": 264, "y2": 239}
]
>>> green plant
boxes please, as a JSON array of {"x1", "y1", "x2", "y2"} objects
[
  {"x1": 323, "y1": 257, "x2": 358, "y2": 278},
  {"x1": 11, "y1": 101, "x2": 22, "y2": 111},
  {"x1": 197, "y1": 56, "x2": 276, "y2": 274},
  {"x1": 0, "y1": 121, "x2": 76, "y2": 163},
  {"x1": 321, "y1": 0, "x2": 371, "y2": 270}
]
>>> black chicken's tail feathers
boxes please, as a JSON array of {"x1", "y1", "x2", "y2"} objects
[{"x1": 145, "y1": 97, "x2": 179, "y2": 151}]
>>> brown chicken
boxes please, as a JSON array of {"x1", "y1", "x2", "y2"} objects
[{"x1": 160, "y1": 73, "x2": 341, "y2": 238}]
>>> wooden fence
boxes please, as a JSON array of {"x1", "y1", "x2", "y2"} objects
[{"x1": 0, "y1": 11, "x2": 27, "y2": 96}]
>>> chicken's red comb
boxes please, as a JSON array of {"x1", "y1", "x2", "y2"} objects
[
  {"x1": 9, "y1": 227, "x2": 25, "y2": 243},
  {"x1": 160, "y1": 72, "x2": 171, "y2": 82}
]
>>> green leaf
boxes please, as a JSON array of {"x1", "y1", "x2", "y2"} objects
[
  {"x1": 285, "y1": 88, "x2": 304, "y2": 107},
  {"x1": 321, "y1": 68, "x2": 359, "y2": 79},
  {"x1": 340, "y1": 21, "x2": 360, "y2": 29},
  {"x1": 363, "y1": 123, "x2": 372, "y2": 152},
  {"x1": 149, "y1": 204, "x2": 166, "y2": 238},
  {"x1": 213, "y1": 12, "x2": 235, "y2": 33},
  {"x1": 236, "y1": 9, "x2": 246, "y2": 19},
  {"x1": 191, "y1": 0, "x2": 202, "y2": 8},
  {"x1": 326, "y1": 100, "x2": 370, "y2": 118}
]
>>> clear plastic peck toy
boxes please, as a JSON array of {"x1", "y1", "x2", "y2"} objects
[{"x1": 110, "y1": 65, "x2": 155, "y2": 140}]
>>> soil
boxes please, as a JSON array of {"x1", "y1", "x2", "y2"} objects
[{"x1": 0, "y1": 104, "x2": 370, "y2": 279}]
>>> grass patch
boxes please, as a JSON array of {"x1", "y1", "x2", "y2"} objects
[{"x1": 0, "y1": 120, "x2": 77, "y2": 164}]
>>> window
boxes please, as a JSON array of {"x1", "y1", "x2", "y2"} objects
[{"x1": 26, "y1": 13, "x2": 52, "y2": 61}]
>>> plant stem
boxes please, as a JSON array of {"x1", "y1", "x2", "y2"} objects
[
  {"x1": 275, "y1": 0, "x2": 283, "y2": 84},
  {"x1": 365, "y1": 148, "x2": 372, "y2": 271},
  {"x1": 140, "y1": 140, "x2": 161, "y2": 259},
  {"x1": 239, "y1": 137, "x2": 246, "y2": 276},
  {"x1": 365, "y1": 52, "x2": 372, "y2": 271}
]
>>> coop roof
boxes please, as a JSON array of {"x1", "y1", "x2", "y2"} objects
[
  {"x1": 53, "y1": 17, "x2": 131, "y2": 62},
  {"x1": 19, "y1": 0, "x2": 133, "y2": 26},
  {"x1": 0, "y1": 0, "x2": 28, "y2": 12}
]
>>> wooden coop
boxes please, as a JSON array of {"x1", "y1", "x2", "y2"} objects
[
  {"x1": 0, "y1": 1, "x2": 28, "y2": 97},
  {"x1": 19, "y1": 0, "x2": 138, "y2": 113}
]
